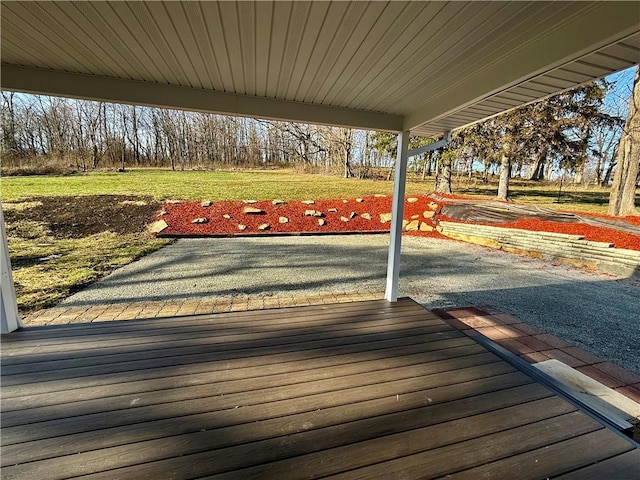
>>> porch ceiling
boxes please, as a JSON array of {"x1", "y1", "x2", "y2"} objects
[{"x1": 1, "y1": 1, "x2": 639, "y2": 135}]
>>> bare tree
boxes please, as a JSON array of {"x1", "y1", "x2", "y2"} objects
[{"x1": 608, "y1": 66, "x2": 639, "y2": 216}]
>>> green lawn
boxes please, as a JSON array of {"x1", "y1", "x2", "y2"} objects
[
  {"x1": 9, "y1": 231, "x2": 169, "y2": 312},
  {"x1": 2, "y1": 168, "x2": 619, "y2": 215},
  {"x1": 2, "y1": 169, "x2": 430, "y2": 202},
  {"x1": 457, "y1": 182, "x2": 615, "y2": 215}
]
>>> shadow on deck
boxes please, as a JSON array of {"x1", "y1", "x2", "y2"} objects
[{"x1": 2, "y1": 298, "x2": 638, "y2": 479}]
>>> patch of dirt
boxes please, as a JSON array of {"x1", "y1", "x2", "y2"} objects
[{"x1": 4, "y1": 195, "x2": 162, "y2": 238}]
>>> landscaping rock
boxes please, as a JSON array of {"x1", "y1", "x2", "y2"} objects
[
  {"x1": 349, "y1": 212, "x2": 357, "y2": 219},
  {"x1": 223, "y1": 214, "x2": 232, "y2": 219},
  {"x1": 420, "y1": 222, "x2": 434, "y2": 232},
  {"x1": 328, "y1": 208, "x2": 338, "y2": 213},
  {"x1": 159, "y1": 210, "x2": 168, "y2": 216},
  {"x1": 243, "y1": 199, "x2": 258, "y2": 204},
  {"x1": 243, "y1": 206, "x2": 264, "y2": 214},
  {"x1": 361, "y1": 213, "x2": 372, "y2": 220},
  {"x1": 402, "y1": 219, "x2": 409, "y2": 229},
  {"x1": 304, "y1": 209, "x2": 323, "y2": 217},
  {"x1": 201, "y1": 201, "x2": 212, "y2": 207},
  {"x1": 39, "y1": 253, "x2": 62, "y2": 262},
  {"x1": 279, "y1": 217, "x2": 289, "y2": 223},
  {"x1": 406, "y1": 220, "x2": 420, "y2": 231},
  {"x1": 343, "y1": 199, "x2": 348, "y2": 203},
  {"x1": 166, "y1": 199, "x2": 181, "y2": 204},
  {"x1": 428, "y1": 202, "x2": 439, "y2": 210},
  {"x1": 191, "y1": 217, "x2": 208, "y2": 224},
  {"x1": 411, "y1": 214, "x2": 420, "y2": 220},
  {"x1": 407, "y1": 197, "x2": 419, "y2": 203},
  {"x1": 423, "y1": 210, "x2": 435, "y2": 218},
  {"x1": 318, "y1": 218, "x2": 326, "y2": 226},
  {"x1": 148, "y1": 220, "x2": 168, "y2": 234},
  {"x1": 272, "y1": 199, "x2": 285, "y2": 205},
  {"x1": 374, "y1": 194, "x2": 386, "y2": 197},
  {"x1": 258, "y1": 223, "x2": 270, "y2": 231},
  {"x1": 238, "y1": 224, "x2": 247, "y2": 231},
  {"x1": 380, "y1": 213, "x2": 392, "y2": 223},
  {"x1": 302, "y1": 200, "x2": 315, "y2": 205},
  {"x1": 356, "y1": 198, "x2": 364, "y2": 202},
  {"x1": 340, "y1": 216, "x2": 350, "y2": 222}
]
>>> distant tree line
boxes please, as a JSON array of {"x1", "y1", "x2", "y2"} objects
[{"x1": 0, "y1": 95, "x2": 388, "y2": 178}]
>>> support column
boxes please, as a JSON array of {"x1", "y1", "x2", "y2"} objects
[
  {"x1": 385, "y1": 130, "x2": 410, "y2": 302},
  {"x1": 1, "y1": 202, "x2": 21, "y2": 333}
]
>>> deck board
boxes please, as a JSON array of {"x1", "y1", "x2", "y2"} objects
[{"x1": 1, "y1": 298, "x2": 637, "y2": 479}]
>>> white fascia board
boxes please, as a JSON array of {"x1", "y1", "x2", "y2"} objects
[
  {"x1": 407, "y1": 132, "x2": 451, "y2": 157},
  {"x1": 404, "y1": 2, "x2": 640, "y2": 133},
  {"x1": 384, "y1": 130, "x2": 410, "y2": 303},
  {"x1": 1, "y1": 203, "x2": 21, "y2": 334},
  {"x1": 0, "y1": 65, "x2": 404, "y2": 132}
]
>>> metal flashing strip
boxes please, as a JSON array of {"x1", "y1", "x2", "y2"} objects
[{"x1": 466, "y1": 330, "x2": 639, "y2": 446}]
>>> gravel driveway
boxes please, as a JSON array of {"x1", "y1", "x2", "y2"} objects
[{"x1": 61, "y1": 235, "x2": 640, "y2": 372}]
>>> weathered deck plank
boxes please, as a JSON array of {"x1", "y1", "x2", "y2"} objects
[{"x1": 1, "y1": 298, "x2": 637, "y2": 479}]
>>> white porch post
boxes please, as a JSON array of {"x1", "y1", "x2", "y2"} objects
[
  {"x1": 1, "y1": 202, "x2": 21, "y2": 334},
  {"x1": 384, "y1": 130, "x2": 410, "y2": 302}
]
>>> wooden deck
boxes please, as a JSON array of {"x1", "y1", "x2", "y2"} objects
[{"x1": 1, "y1": 298, "x2": 638, "y2": 479}]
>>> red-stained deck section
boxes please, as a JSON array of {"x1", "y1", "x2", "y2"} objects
[{"x1": 1, "y1": 298, "x2": 638, "y2": 479}]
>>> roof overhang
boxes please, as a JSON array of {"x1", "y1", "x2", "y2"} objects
[{"x1": 1, "y1": 1, "x2": 639, "y2": 135}]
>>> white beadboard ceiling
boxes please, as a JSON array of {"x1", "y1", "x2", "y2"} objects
[{"x1": 1, "y1": 1, "x2": 639, "y2": 136}]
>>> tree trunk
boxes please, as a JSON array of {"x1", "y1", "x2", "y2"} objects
[
  {"x1": 497, "y1": 152, "x2": 510, "y2": 200},
  {"x1": 595, "y1": 152, "x2": 603, "y2": 186},
  {"x1": 528, "y1": 149, "x2": 547, "y2": 180},
  {"x1": 497, "y1": 132, "x2": 513, "y2": 201},
  {"x1": 344, "y1": 149, "x2": 352, "y2": 178},
  {"x1": 435, "y1": 153, "x2": 452, "y2": 193},
  {"x1": 608, "y1": 66, "x2": 639, "y2": 216},
  {"x1": 574, "y1": 167, "x2": 583, "y2": 185},
  {"x1": 598, "y1": 146, "x2": 618, "y2": 187},
  {"x1": 421, "y1": 154, "x2": 428, "y2": 181}
]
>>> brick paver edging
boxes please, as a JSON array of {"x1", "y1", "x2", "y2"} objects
[
  {"x1": 20, "y1": 291, "x2": 385, "y2": 326},
  {"x1": 432, "y1": 305, "x2": 640, "y2": 427}
]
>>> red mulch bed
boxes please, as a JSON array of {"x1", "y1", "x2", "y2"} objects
[
  {"x1": 156, "y1": 194, "x2": 640, "y2": 251},
  {"x1": 157, "y1": 195, "x2": 445, "y2": 239},
  {"x1": 485, "y1": 218, "x2": 640, "y2": 251}
]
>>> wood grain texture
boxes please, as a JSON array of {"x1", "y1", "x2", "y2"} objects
[{"x1": 1, "y1": 298, "x2": 636, "y2": 479}]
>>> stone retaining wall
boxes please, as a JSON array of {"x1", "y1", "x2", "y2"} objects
[{"x1": 437, "y1": 221, "x2": 640, "y2": 277}]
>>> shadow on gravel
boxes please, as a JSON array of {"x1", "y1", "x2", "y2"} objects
[{"x1": 56, "y1": 236, "x2": 640, "y2": 372}]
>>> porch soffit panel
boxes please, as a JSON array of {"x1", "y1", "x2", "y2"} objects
[
  {"x1": 410, "y1": 32, "x2": 640, "y2": 138},
  {"x1": 1, "y1": 1, "x2": 639, "y2": 137},
  {"x1": 403, "y1": 2, "x2": 640, "y2": 133}
]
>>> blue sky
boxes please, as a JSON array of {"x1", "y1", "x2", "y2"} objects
[{"x1": 602, "y1": 65, "x2": 636, "y2": 117}]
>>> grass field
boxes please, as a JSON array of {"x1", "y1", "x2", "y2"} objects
[
  {"x1": 8, "y1": 231, "x2": 169, "y2": 312},
  {"x1": 1, "y1": 168, "x2": 629, "y2": 313},
  {"x1": 3, "y1": 168, "x2": 619, "y2": 211},
  {"x1": 2, "y1": 169, "x2": 425, "y2": 202}
]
